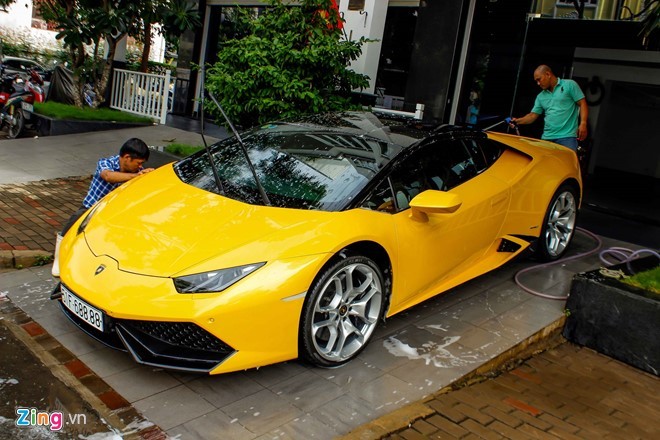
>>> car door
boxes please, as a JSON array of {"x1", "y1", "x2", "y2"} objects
[{"x1": 387, "y1": 137, "x2": 510, "y2": 308}]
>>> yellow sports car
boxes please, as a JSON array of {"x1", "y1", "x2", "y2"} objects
[{"x1": 52, "y1": 112, "x2": 581, "y2": 374}]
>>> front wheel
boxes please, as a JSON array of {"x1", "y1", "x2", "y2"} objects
[
  {"x1": 7, "y1": 105, "x2": 24, "y2": 139},
  {"x1": 537, "y1": 184, "x2": 579, "y2": 261},
  {"x1": 300, "y1": 255, "x2": 385, "y2": 368}
]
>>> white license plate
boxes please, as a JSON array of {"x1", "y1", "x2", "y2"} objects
[
  {"x1": 21, "y1": 102, "x2": 33, "y2": 112},
  {"x1": 61, "y1": 286, "x2": 104, "y2": 332}
]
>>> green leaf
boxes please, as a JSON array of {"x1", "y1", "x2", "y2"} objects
[{"x1": 206, "y1": 0, "x2": 370, "y2": 128}]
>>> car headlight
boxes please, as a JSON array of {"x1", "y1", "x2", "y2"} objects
[{"x1": 173, "y1": 262, "x2": 265, "y2": 293}]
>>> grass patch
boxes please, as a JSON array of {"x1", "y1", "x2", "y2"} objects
[
  {"x1": 622, "y1": 266, "x2": 660, "y2": 294},
  {"x1": 34, "y1": 102, "x2": 154, "y2": 124},
  {"x1": 164, "y1": 143, "x2": 204, "y2": 157}
]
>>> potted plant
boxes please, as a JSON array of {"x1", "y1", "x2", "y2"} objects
[{"x1": 563, "y1": 256, "x2": 659, "y2": 376}]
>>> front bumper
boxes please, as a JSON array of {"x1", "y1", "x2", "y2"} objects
[
  {"x1": 56, "y1": 229, "x2": 327, "y2": 374},
  {"x1": 52, "y1": 282, "x2": 236, "y2": 373}
]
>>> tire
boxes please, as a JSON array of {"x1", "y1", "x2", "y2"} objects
[
  {"x1": 300, "y1": 255, "x2": 385, "y2": 368},
  {"x1": 536, "y1": 184, "x2": 579, "y2": 261},
  {"x1": 7, "y1": 105, "x2": 24, "y2": 139}
]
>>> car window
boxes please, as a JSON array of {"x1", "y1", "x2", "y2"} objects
[
  {"x1": 388, "y1": 140, "x2": 477, "y2": 211},
  {"x1": 4, "y1": 59, "x2": 21, "y2": 69},
  {"x1": 2, "y1": 59, "x2": 42, "y2": 73},
  {"x1": 174, "y1": 126, "x2": 401, "y2": 211},
  {"x1": 462, "y1": 139, "x2": 488, "y2": 173},
  {"x1": 479, "y1": 139, "x2": 505, "y2": 166},
  {"x1": 360, "y1": 178, "x2": 396, "y2": 213}
]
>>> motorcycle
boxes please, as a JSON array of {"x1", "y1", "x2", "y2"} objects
[
  {"x1": 0, "y1": 68, "x2": 45, "y2": 139},
  {"x1": 0, "y1": 69, "x2": 19, "y2": 111}
]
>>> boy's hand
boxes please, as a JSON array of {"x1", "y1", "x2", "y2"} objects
[{"x1": 138, "y1": 168, "x2": 155, "y2": 175}]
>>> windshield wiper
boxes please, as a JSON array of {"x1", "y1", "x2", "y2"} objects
[
  {"x1": 199, "y1": 68, "x2": 225, "y2": 196},
  {"x1": 207, "y1": 91, "x2": 271, "y2": 206}
]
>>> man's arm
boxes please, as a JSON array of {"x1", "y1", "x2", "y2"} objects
[
  {"x1": 511, "y1": 112, "x2": 540, "y2": 126},
  {"x1": 100, "y1": 168, "x2": 153, "y2": 184},
  {"x1": 577, "y1": 98, "x2": 588, "y2": 141}
]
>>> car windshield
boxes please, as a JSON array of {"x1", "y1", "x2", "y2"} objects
[{"x1": 174, "y1": 123, "x2": 402, "y2": 211}]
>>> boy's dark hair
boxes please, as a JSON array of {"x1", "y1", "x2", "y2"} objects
[{"x1": 119, "y1": 138, "x2": 150, "y2": 160}]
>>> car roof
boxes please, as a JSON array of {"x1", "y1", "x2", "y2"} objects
[
  {"x1": 283, "y1": 111, "x2": 438, "y2": 148},
  {"x1": 1, "y1": 56, "x2": 45, "y2": 67},
  {"x1": 2, "y1": 56, "x2": 37, "y2": 62}
]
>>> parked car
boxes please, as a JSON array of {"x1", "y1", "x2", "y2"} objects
[
  {"x1": 0, "y1": 56, "x2": 52, "y2": 82},
  {"x1": 52, "y1": 111, "x2": 582, "y2": 375}
]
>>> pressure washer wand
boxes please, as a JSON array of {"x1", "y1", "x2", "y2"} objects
[{"x1": 484, "y1": 117, "x2": 520, "y2": 135}]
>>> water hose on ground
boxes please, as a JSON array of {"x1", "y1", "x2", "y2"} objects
[
  {"x1": 515, "y1": 227, "x2": 659, "y2": 300},
  {"x1": 514, "y1": 227, "x2": 601, "y2": 301}
]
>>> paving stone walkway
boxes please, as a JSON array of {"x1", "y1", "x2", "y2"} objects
[
  {"x1": 380, "y1": 342, "x2": 659, "y2": 440},
  {"x1": 0, "y1": 177, "x2": 90, "y2": 252}
]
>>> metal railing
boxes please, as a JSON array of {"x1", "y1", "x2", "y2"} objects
[{"x1": 110, "y1": 68, "x2": 171, "y2": 124}]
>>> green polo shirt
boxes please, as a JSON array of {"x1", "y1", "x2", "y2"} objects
[{"x1": 531, "y1": 78, "x2": 584, "y2": 140}]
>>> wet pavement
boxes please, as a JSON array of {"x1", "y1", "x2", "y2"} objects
[
  {"x1": 0, "y1": 314, "x2": 110, "y2": 439},
  {"x1": 0, "y1": 120, "x2": 658, "y2": 439},
  {"x1": 1, "y1": 228, "x2": 653, "y2": 439},
  {"x1": 0, "y1": 281, "x2": 158, "y2": 439}
]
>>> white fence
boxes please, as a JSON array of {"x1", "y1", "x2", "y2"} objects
[
  {"x1": 110, "y1": 68, "x2": 171, "y2": 124},
  {"x1": 371, "y1": 103, "x2": 425, "y2": 120}
]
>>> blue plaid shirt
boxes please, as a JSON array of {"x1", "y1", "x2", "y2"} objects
[{"x1": 82, "y1": 155, "x2": 123, "y2": 208}]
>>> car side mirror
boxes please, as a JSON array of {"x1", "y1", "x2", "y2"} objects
[{"x1": 409, "y1": 190, "x2": 462, "y2": 221}]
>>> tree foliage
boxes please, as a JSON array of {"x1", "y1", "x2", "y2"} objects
[
  {"x1": 640, "y1": 1, "x2": 659, "y2": 45},
  {"x1": 37, "y1": 0, "x2": 140, "y2": 107},
  {"x1": 136, "y1": 0, "x2": 201, "y2": 72},
  {"x1": 36, "y1": 0, "x2": 200, "y2": 106},
  {"x1": 205, "y1": 0, "x2": 370, "y2": 128}
]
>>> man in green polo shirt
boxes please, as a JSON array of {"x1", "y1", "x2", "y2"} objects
[{"x1": 511, "y1": 65, "x2": 588, "y2": 151}]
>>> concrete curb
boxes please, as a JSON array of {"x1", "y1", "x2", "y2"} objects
[
  {"x1": 35, "y1": 114, "x2": 153, "y2": 137},
  {"x1": 339, "y1": 316, "x2": 567, "y2": 440},
  {"x1": 0, "y1": 250, "x2": 53, "y2": 270}
]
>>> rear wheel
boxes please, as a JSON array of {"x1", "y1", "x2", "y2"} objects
[
  {"x1": 300, "y1": 255, "x2": 384, "y2": 368},
  {"x1": 537, "y1": 184, "x2": 578, "y2": 261},
  {"x1": 7, "y1": 105, "x2": 24, "y2": 139}
]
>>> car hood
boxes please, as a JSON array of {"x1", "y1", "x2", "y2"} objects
[{"x1": 83, "y1": 165, "x2": 336, "y2": 277}]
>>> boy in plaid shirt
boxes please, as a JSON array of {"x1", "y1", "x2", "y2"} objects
[{"x1": 52, "y1": 138, "x2": 154, "y2": 277}]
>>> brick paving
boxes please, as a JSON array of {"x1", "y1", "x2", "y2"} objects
[
  {"x1": 384, "y1": 342, "x2": 660, "y2": 440},
  {"x1": 0, "y1": 176, "x2": 90, "y2": 253}
]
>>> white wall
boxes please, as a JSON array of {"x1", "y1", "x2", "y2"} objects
[
  {"x1": 0, "y1": 1, "x2": 62, "y2": 54},
  {"x1": 1, "y1": 0, "x2": 165, "y2": 64},
  {"x1": 150, "y1": 24, "x2": 166, "y2": 63},
  {"x1": 338, "y1": 0, "x2": 389, "y2": 93},
  {"x1": 0, "y1": 1, "x2": 33, "y2": 29}
]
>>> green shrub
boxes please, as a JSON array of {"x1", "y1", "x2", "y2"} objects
[
  {"x1": 205, "y1": 0, "x2": 370, "y2": 129},
  {"x1": 164, "y1": 143, "x2": 203, "y2": 157},
  {"x1": 622, "y1": 266, "x2": 660, "y2": 294}
]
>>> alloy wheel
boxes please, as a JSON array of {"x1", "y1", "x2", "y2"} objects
[
  {"x1": 310, "y1": 261, "x2": 383, "y2": 363},
  {"x1": 544, "y1": 190, "x2": 577, "y2": 257}
]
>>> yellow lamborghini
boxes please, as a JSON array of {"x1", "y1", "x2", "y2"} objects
[{"x1": 53, "y1": 112, "x2": 581, "y2": 374}]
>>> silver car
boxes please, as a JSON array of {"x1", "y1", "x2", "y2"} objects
[{"x1": 0, "y1": 56, "x2": 51, "y2": 81}]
